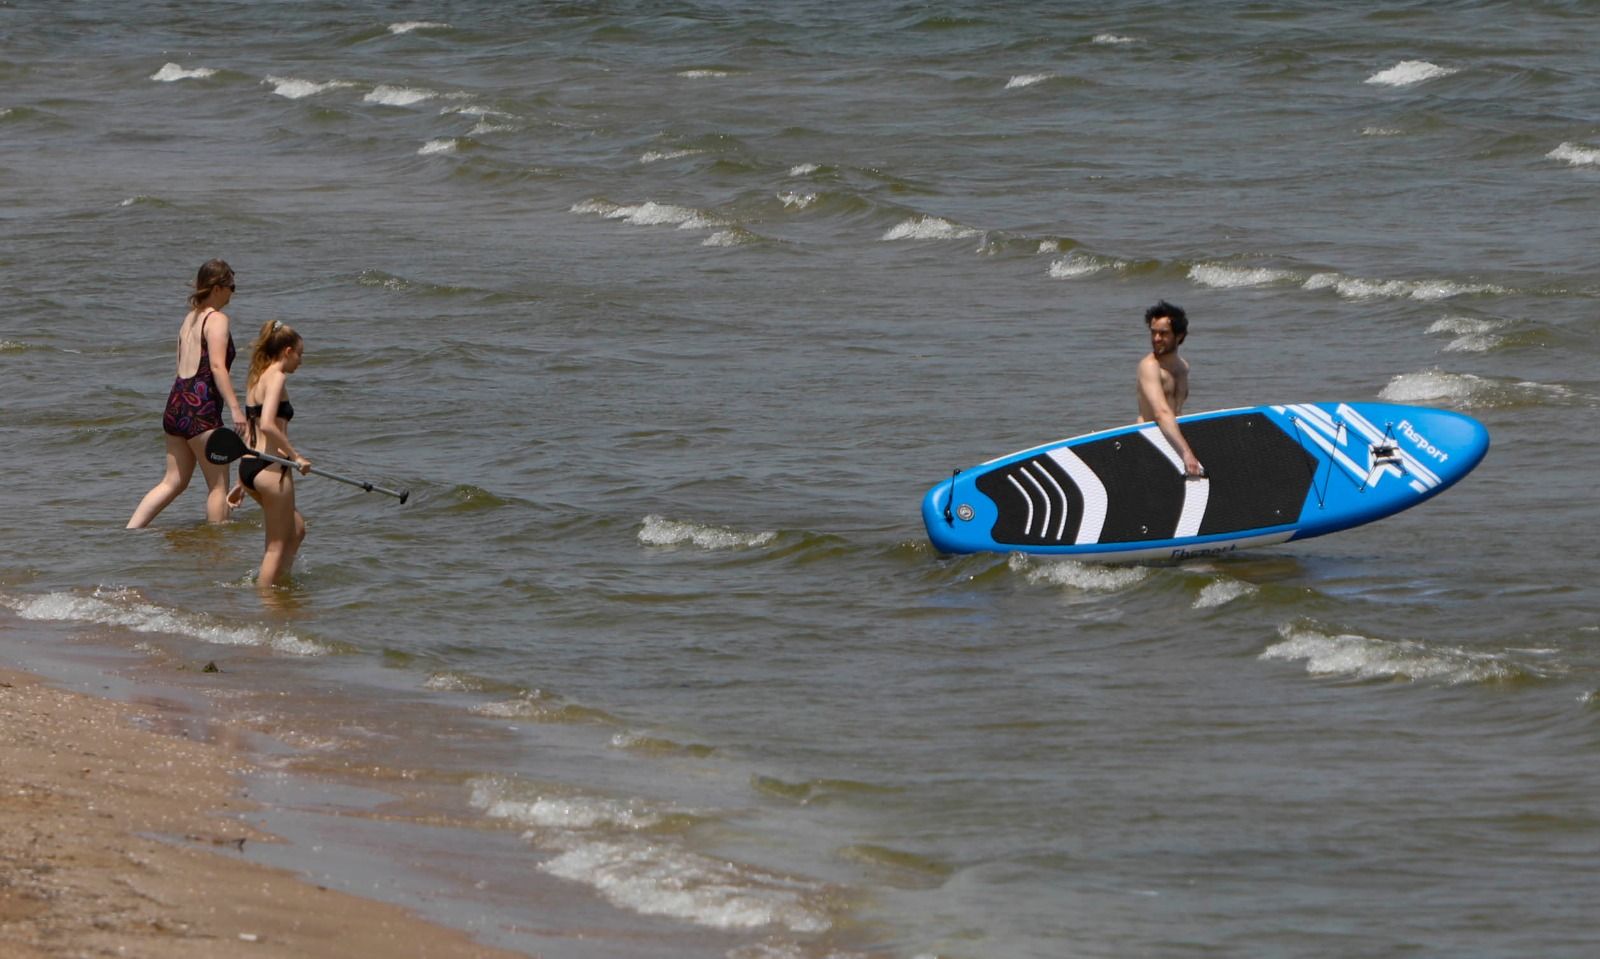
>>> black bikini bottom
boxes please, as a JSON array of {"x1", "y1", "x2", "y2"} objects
[{"x1": 240, "y1": 456, "x2": 288, "y2": 491}]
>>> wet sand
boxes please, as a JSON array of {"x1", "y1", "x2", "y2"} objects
[{"x1": 0, "y1": 666, "x2": 522, "y2": 958}]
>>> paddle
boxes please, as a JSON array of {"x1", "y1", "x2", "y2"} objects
[{"x1": 205, "y1": 429, "x2": 410, "y2": 504}]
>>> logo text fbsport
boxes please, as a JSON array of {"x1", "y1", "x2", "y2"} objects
[
  {"x1": 1396, "y1": 420, "x2": 1448, "y2": 463},
  {"x1": 1171, "y1": 545, "x2": 1238, "y2": 560}
]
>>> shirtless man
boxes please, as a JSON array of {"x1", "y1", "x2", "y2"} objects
[{"x1": 1136, "y1": 300, "x2": 1204, "y2": 478}]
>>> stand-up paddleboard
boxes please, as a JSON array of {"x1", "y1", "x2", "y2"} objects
[{"x1": 922, "y1": 402, "x2": 1488, "y2": 561}]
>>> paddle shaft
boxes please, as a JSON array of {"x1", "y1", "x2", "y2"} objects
[{"x1": 242, "y1": 449, "x2": 409, "y2": 502}]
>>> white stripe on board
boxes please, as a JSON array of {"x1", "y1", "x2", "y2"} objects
[
  {"x1": 1027, "y1": 462, "x2": 1071, "y2": 541},
  {"x1": 1139, "y1": 427, "x2": 1211, "y2": 539},
  {"x1": 1175, "y1": 477, "x2": 1210, "y2": 538},
  {"x1": 1336, "y1": 404, "x2": 1441, "y2": 488},
  {"x1": 1005, "y1": 473, "x2": 1034, "y2": 537},
  {"x1": 1046, "y1": 447, "x2": 1107, "y2": 544},
  {"x1": 1020, "y1": 466, "x2": 1051, "y2": 542}
]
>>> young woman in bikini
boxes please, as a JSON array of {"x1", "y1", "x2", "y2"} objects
[
  {"x1": 127, "y1": 259, "x2": 248, "y2": 528},
  {"x1": 234, "y1": 320, "x2": 312, "y2": 587}
]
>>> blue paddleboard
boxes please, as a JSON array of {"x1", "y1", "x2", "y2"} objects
[{"x1": 921, "y1": 402, "x2": 1489, "y2": 561}]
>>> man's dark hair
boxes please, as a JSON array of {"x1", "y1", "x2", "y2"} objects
[{"x1": 1144, "y1": 300, "x2": 1188, "y2": 339}]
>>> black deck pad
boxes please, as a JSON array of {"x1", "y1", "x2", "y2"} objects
[
  {"x1": 1185, "y1": 413, "x2": 1318, "y2": 534},
  {"x1": 978, "y1": 413, "x2": 1320, "y2": 547},
  {"x1": 1071, "y1": 433, "x2": 1186, "y2": 542}
]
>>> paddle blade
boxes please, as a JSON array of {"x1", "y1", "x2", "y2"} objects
[{"x1": 205, "y1": 428, "x2": 250, "y2": 465}]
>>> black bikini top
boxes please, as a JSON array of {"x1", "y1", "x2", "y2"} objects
[{"x1": 245, "y1": 399, "x2": 294, "y2": 422}]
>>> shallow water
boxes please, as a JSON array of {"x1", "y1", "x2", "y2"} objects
[{"x1": 4, "y1": 3, "x2": 1600, "y2": 957}]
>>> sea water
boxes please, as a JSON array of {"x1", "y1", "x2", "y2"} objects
[{"x1": 3, "y1": 3, "x2": 1600, "y2": 957}]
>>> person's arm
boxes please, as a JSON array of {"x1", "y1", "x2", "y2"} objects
[
  {"x1": 255, "y1": 371, "x2": 312, "y2": 474},
  {"x1": 1137, "y1": 360, "x2": 1204, "y2": 477},
  {"x1": 205, "y1": 310, "x2": 247, "y2": 434}
]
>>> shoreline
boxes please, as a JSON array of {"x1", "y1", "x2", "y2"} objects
[{"x1": 0, "y1": 662, "x2": 528, "y2": 958}]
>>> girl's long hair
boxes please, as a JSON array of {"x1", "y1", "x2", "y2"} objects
[
  {"x1": 245, "y1": 320, "x2": 302, "y2": 443},
  {"x1": 189, "y1": 259, "x2": 234, "y2": 308}
]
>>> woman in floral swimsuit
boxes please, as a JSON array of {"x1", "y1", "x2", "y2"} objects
[{"x1": 127, "y1": 260, "x2": 247, "y2": 528}]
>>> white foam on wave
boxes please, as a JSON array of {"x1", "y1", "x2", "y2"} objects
[
  {"x1": 1365, "y1": 60, "x2": 1458, "y2": 87},
  {"x1": 881, "y1": 216, "x2": 982, "y2": 241},
  {"x1": 1427, "y1": 316, "x2": 1505, "y2": 353},
  {"x1": 468, "y1": 777, "x2": 829, "y2": 933},
  {"x1": 1189, "y1": 263, "x2": 1297, "y2": 289},
  {"x1": 388, "y1": 21, "x2": 449, "y2": 34},
  {"x1": 788, "y1": 163, "x2": 820, "y2": 176},
  {"x1": 1303, "y1": 271, "x2": 1506, "y2": 301},
  {"x1": 1546, "y1": 142, "x2": 1600, "y2": 167},
  {"x1": 639, "y1": 515, "x2": 775, "y2": 550},
  {"x1": 701, "y1": 230, "x2": 750, "y2": 247},
  {"x1": 639, "y1": 148, "x2": 703, "y2": 164},
  {"x1": 539, "y1": 839, "x2": 830, "y2": 932},
  {"x1": 263, "y1": 76, "x2": 353, "y2": 99},
  {"x1": 417, "y1": 138, "x2": 458, "y2": 156},
  {"x1": 1008, "y1": 554, "x2": 1150, "y2": 592},
  {"x1": 571, "y1": 198, "x2": 719, "y2": 230},
  {"x1": 1360, "y1": 126, "x2": 1405, "y2": 137},
  {"x1": 678, "y1": 69, "x2": 731, "y2": 79},
  {"x1": 1005, "y1": 73, "x2": 1053, "y2": 89},
  {"x1": 1194, "y1": 579, "x2": 1258, "y2": 609},
  {"x1": 1, "y1": 588, "x2": 324, "y2": 656},
  {"x1": 151, "y1": 63, "x2": 215, "y2": 82},
  {"x1": 1262, "y1": 622, "x2": 1528, "y2": 685},
  {"x1": 1379, "y1": 368, "x2": 1572, "y2": 407},
  {"x1": 364, "y1": 85, "x2": 436, "y2": 107},
  {"x1": 778, "y1": 191, "x2": 817, "y2": 210},
  {"x1": 1093, "y1": 33, "x2": 1137, "y2": 45},
  {"x1": 1048, "y1": 253, "x2": 1121, "y2": 279},
  {"x1": 470, "y1": 778, "x2": 664, "y2": 831}
]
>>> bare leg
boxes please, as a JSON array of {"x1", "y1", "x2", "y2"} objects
[
  {"x1": 188, "y1": 430, "x2": 234, "y2": 523},
  {"x1": 127, "y1": 435, "x2": 196, "y2": 529},
  {"x1": 255, "y1": 467, "x2": 305, "y2": 587}
]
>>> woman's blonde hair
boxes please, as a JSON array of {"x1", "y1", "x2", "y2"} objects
[{"x1": 189, "y1": 259, "x2": 235, "y2": 308}]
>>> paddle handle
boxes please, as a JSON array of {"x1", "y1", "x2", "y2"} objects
[{"x1": 242, "y1": 450, "x2": 410, "y2": 503}]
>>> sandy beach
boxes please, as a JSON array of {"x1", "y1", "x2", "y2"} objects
[{"x1": 0, "y1": 666, "x2": 521, "y2": 958}]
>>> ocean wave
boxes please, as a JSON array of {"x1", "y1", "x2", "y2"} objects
[
  {"x1": 1546, "y1": 142, "x2": 1600, "y2": 167},
  {"x1": 1360, "y1": 126, "x2": 1405, "y2": 137},
  {"x1": 364, "y1": 84, "x2": 436, "y2": 107},
  {"x1": 881, "y1": 216, "x2": 982, "y2": 241},
  {"x1": 263, "y1": 76, "x2": 353, "y2": 99},
  {"x1": 472, "y1": 694, "x2": 620, "y2": 725},
  {"x1": 1262, "y1": 622, "x2": 1539, "y2": 685},
  {"x1": 388, "y1": 21, "x2": 449, "y2": 35},
  {"x1": 1379, "y1": 368, "x2": 1576, "y2": 408},
  {"x1": 702, "y1": 228, "x2": 757, "y2": 247},
  {"x1": 638, "y1": 514, "x2": 776, "y2": 550},
  {"x1": 1004, "y1": 73, "x2": 1053, "y2": 89},
  {"x1": 1194, "y1": 578, "x2": 1259, "y2": 609},
  {"x1": 1303, "y1": 271, "x2": 1507, "y2": 301},
  {"x1": 1189, "y1": 263, "x2": 1298, "y2": 289},
  {"x1": 610, "y1": 731, "x2": 716, "y2": 758},
  {"x1": 470, "y1": 777, "x2": 665, "y2": 831},
  {"x1": 1048, "y1": 253, "x2": 1122, "y2": 279},
  {"x1": 467, "y1": 777, "x2": 831, "y2": 933},
  {"x1": 571, "y1": 198, "x2": 722, "y2": 231},
  {"x1": 1007, "y1": 554, "x2": 1150, "y2": 592},
  {"x1": 639, "y1": 148, "x2": 704, "y2": 163},
  {"x1": 150, "y1": 63, "x2": 215, "y2": 82},
  {"x1": 1092, "y1": 33, "x2": 1137, "y2": 45},
  {"x1": 1426, "y1": 316, "x2": 1507, "y2": 353},
  {"x1": 1, "y1": 588, "x2": 324, "y2": 656},
  {"x1": 788, "y1": 162, "x2": 821, "y2": 176},
  {"x1": 677, "y1": 69, "x2": 731, "y2": 79},
  {"x1": 778, "y1": 191, "x2": 818, "y2": 210},
  {"x1": 1365, "y1": 60, "x2": 1459, "y2": 87},
  {"x1": 417, "y1": 137, "x2": 458, "y2": 155}
]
